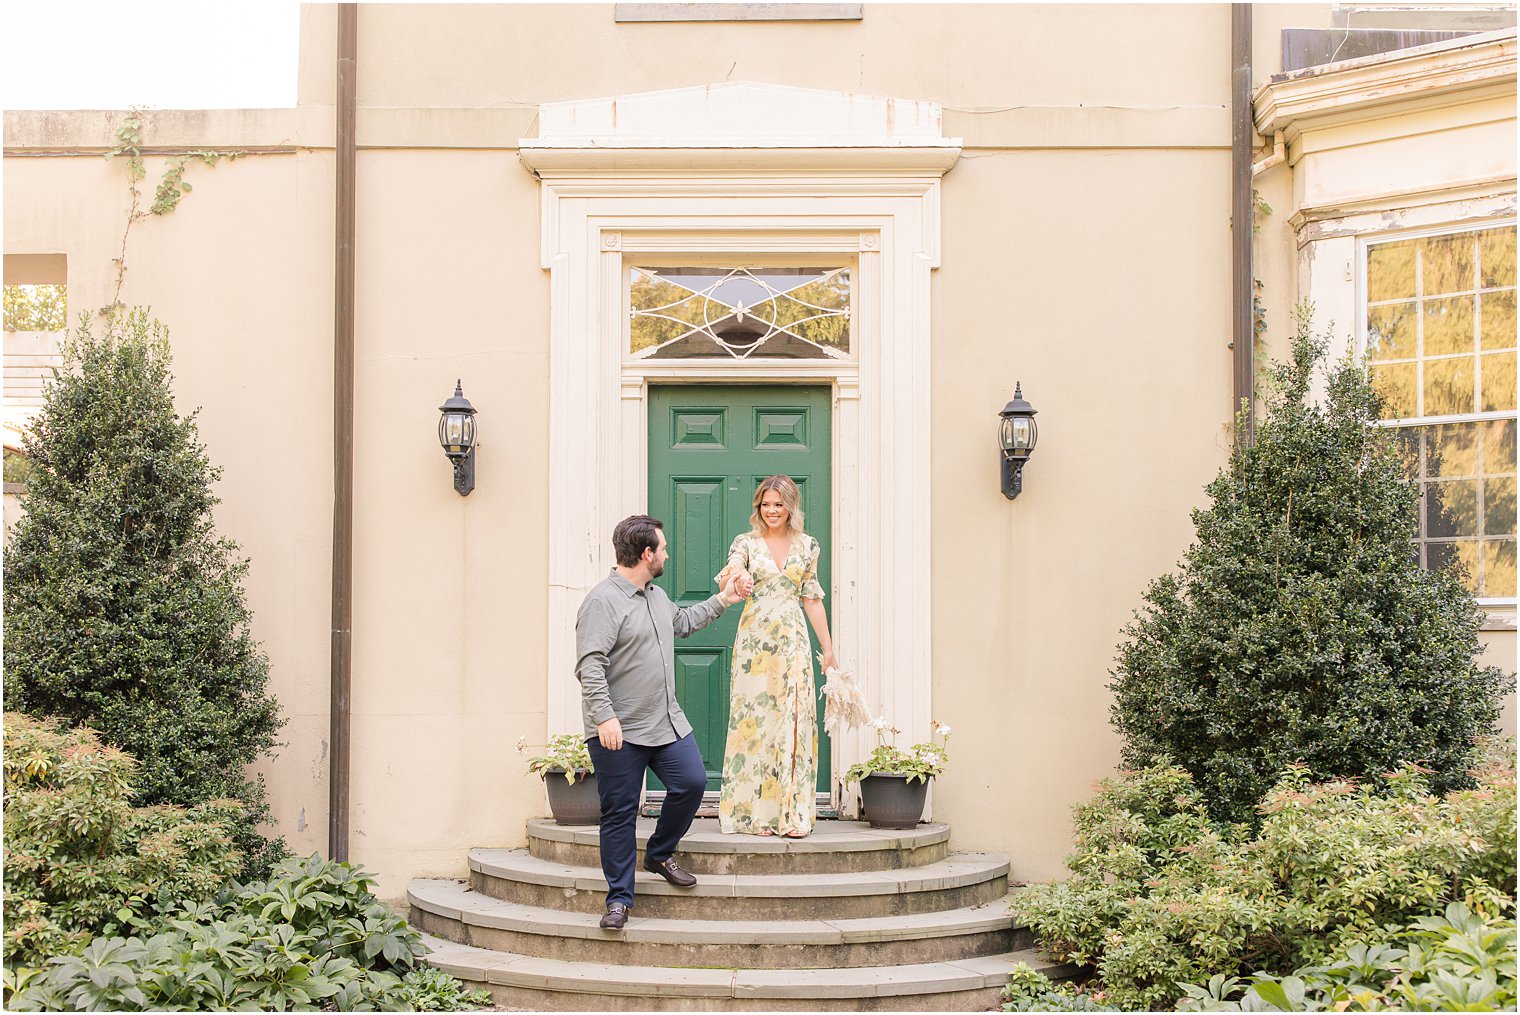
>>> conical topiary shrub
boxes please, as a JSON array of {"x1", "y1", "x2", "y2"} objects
[
  {"x1": 1110, "y1": 309, "x2": 1511, "y2": 826},
  {"x1": 4, "y1": 307, "x2": 286, "y2": 875}
]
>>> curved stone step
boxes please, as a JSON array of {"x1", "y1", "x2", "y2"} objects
[
  {"x1": 410, "y1": 877, "x2": 1031, "y2": 968},
  {"x1": 527, "y1": 817, "x2": 952, "y2": 874},
  {"x1": 420, "y1": 932, "x2": 1070, "y2": 1012},
  {"x1": 468, "y1": 848, "x2": 1009, "y2": 920}
]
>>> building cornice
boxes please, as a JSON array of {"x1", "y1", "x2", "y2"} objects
[{"x1": 1253, "y1": 28, "x2": 1516, "y2": 148}]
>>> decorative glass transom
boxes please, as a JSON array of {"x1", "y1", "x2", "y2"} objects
[{"x1": 629, "y1": 267, "x2": 850, "y2": 359}]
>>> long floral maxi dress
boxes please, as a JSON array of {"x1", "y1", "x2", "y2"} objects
[{"x1": 715, "y1": 531, "x2": 825, "y2": 836}]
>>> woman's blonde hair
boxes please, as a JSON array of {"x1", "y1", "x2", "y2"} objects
[{"x1": 749, "y1": 475, "x2": 806, "y2": 536}]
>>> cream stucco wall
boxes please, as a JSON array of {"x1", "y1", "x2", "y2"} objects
[
  {"x1": 3, "y1": 146, "x2": 337, "y2": 857},
  {"x1": 931, "y1": 145, "x2": 1234, "y2": 874},
  {"x1": 4, "y1": 4, "x2": 1514, "y2": 899}
]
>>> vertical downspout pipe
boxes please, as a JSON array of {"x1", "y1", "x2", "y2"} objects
[
  {"x1": 330, "y1": 2, "x2": 357, "y2": 863},
  {"x1": 1231, "y1": 2, "x2": 1255, "y2": 444}
]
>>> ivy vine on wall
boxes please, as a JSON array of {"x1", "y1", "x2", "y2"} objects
[{"x1": 101, "y1": 108, "x2": 246, "y2": 312}]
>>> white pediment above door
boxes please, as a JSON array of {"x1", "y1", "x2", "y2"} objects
[{"x1": 519, "y1": 81, "x2": 962, "y2": 173}]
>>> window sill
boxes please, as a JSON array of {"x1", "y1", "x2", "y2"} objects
[{"x1": 1480, "y1": 607, "x2": 1517, "y2": 631}]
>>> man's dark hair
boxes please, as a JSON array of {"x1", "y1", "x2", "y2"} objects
[{"x1": 612, "y1": 515, "x2": 663, "y2": 567}]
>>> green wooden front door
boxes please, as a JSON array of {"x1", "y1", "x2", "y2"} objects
[{"x1": 647, "y1": 384, "x2": 832, "y2": 795}]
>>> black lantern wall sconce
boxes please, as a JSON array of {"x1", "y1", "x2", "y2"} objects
[
  {"x1": 998, "y1": 382, "x2": 1038, "y2": 499},
  {"x1": 438, "y1": 380, "x2": 477, "y2": 496}
]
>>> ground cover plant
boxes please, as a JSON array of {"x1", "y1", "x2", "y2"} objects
[
  {"x1": 3, "y1": 717, "x2": 491, "y2": 1012},
  {"x1": 1177, "y1": 899, "x2": 1516, "y2": 1011},
  {"x1": 3, "y1": 307, "x2": 286, "y2": 875},
  {"x1": 1110, "y1": 313, "x2": 1509, "y2": 827},
  {"x1": 6, "y1": 854, "x2": 494, "y2": 1012},
  {"x1": 1008, "y1": 756, "x2": 1516, "y2": 1010}
]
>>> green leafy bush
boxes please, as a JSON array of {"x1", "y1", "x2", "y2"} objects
[
  {"x1": 2, "y1": 713, "x2": 244, "y2": 967},
  {"x1": 3, "y1": 308, "x2": 286, "y2": 876},
  {"x1": 6, "y1": 854, "x2": 493, "y2": 1012},
  {"x1": 1177, "y1": 899, "x2": 1517, "y2": 1011},
  {"x1": 1001, "y1": 963, "x2": 1119, "y2": 1012},
  {"x1": 1012, "y1": 756, "x2": 1516, "y2": 1010},
  {"x1": 1110, "y1": 312, "x2": 1510, "y2": 826}
]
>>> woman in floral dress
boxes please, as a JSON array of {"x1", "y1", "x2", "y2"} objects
[{"x1": 715, "y1": 475, "x2": 838, "y2": 838}]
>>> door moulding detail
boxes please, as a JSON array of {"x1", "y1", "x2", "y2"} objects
[{"x1": 529, "y1": 85, "x2": 959, "y2": 818}]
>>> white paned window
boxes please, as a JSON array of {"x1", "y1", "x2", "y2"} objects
[
  {"x1": 629, "y1": 266, "x2": 851, "y2": 360},
  {"x1": 1364, "y1": 223, "x2": 1517, "y2": 603}
]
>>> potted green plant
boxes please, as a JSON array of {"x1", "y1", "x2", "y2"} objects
[
  {"x1": 517, "y1": 734, "x2": 599, "y2": 825},
  {"x1": 842, "y1": 719, "x2": 950, "y2": 828}
]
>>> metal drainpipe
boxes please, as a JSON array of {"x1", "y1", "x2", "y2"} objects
[
  {"x1": 1232, "y1": 3, "x2": 1255, "y2": 445},
  {"x1": 330, "y1": 2, "x2": 357, "y2": 863}
]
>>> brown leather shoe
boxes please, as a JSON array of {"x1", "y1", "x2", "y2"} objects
[
  {"x1": 643, "y1": 856, "x2": 697, "y2": 888},
  {"x1": 599, "y1": 902, "x2": 630, "y2": 930}
]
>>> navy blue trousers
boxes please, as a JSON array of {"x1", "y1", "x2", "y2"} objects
[{"x1": 585, "y1": 732, "x2": 706, "y2": 908}]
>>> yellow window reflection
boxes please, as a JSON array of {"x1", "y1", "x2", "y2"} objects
[
  {"x1": 1367, "y1": 239, "x2": 1418, "y2": 302},
  {"x1": 1368, "y1": 303, "x2": 1417, "y2": 360},
  {"x1": 1371, "y1": 362, "x2": 1418, "y2": 418},
  {"x1": 1423, "y1": 356, "x2": 1474, "y2": 416},
  {"x1": 1485, "y1": 540, "x2": 1518, "y2": 598},
  {"x1": 1481, "y1": 229, "x2": 1517, "y2": 288},
  {"x1": 1482, "y1": 352, "x2": 1516, "y2": 413},
  {"x1": 1483, "y1": 291, "x2": 1516, "y2": 352},
  {"x1": 1423, "y1": 296, "x2": 1474, "y2": 356},
  {"x1": 1420, "y1": 233, "x2": 1476, "y2": 295},
  {"x1": 1485, "y1": 476, "x2": 1517, "y2": 537}
]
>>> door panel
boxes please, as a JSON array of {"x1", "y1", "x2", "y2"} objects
[{"x1": 648, "y1": 385, "x2": 832, "y2": 795}]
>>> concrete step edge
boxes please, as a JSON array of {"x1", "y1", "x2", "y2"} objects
[
  {"x1": 526, "y1": 817, "x2": 952, "y2": 855},
  {"x1": 468, "y1": 847, "x2": 1009, "y2": 898},
  {"x1": 420, "y1": 933, "x2": 1066, "y2": 1000},
  {"x1": 411, "y1": 878, "x2": 1023, "y2": 944}
]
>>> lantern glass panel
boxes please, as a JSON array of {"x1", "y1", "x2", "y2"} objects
[
  {"x1": 1000, "y1": 416, "x2": 1014, "y2": 452},
  {"x1": 1012, "y1": 418, "x2": 1031, "y2": 450}
]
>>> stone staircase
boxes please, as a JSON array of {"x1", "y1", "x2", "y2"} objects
[{"x1": 408, "y1": 818, "x2": 1067, "y2": 1011}]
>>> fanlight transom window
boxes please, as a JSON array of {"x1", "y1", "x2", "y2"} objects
[{"x1": 629, "y1": 266, "x2": 851, "y2": 359}]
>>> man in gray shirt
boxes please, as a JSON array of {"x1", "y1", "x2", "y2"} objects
[{"x1": 577, "y1": 514, "x2": 749, "y2": 930}]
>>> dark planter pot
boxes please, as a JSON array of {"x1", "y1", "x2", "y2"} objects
[
  {"x1": 543, "y1": 769, "x2": 600, "y2": 825},
  {"x1": 858, "y1": 772, "x2": 931, "y2": 829}
]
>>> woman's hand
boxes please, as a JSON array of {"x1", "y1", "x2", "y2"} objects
[{"x1": 819, "y1": 650, "x2": 838, "y2": 673}]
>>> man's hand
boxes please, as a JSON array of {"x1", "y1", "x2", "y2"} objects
[
  {"x1": 721, "y1": 570, "x2": 754, "y2": 605},
  {"x1": 597, "y1": 716, "x2": 624, "y2": 751}
]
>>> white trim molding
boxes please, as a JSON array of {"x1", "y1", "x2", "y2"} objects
[
  {"x1": 1254, "y1": 27, "x2": 1517, "y2": 158},
  {"x1": 525, "y1": 83, "x2": 961, "y2": 815}
]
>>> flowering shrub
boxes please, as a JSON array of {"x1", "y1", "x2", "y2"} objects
[
  {"x1": 1012, "y1": 754, "x2": 1516, "y2": 1009},
  {"x1": 2, "y1": 714, "x2": 243, "y2": 967},
  {"x1": 517, "y1": 733, "x2": 594, "y2": 781},
  {"x1": 843, "y1": 719, "x2": 950, "y2": 785}
]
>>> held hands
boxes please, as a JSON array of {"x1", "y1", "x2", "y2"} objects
[
  {"x1": 597, "y1": 716, "x2": 624, "y2": 751},
  {"x1": 720, "y1": 569, "x2": 754, "y2": 605}
]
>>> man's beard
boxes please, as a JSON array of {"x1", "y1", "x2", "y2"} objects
[{"x1": 650, "y1": 560, "x2": 665, "y2": 579}]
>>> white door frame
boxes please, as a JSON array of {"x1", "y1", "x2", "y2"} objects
[{"x1": 521, "y1": 84, "x2": 961, "y2": 813}]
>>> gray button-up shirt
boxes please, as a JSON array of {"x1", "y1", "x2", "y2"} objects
[{"x1": 576, "y1": 569, "x2": 729, "y2": 746}]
